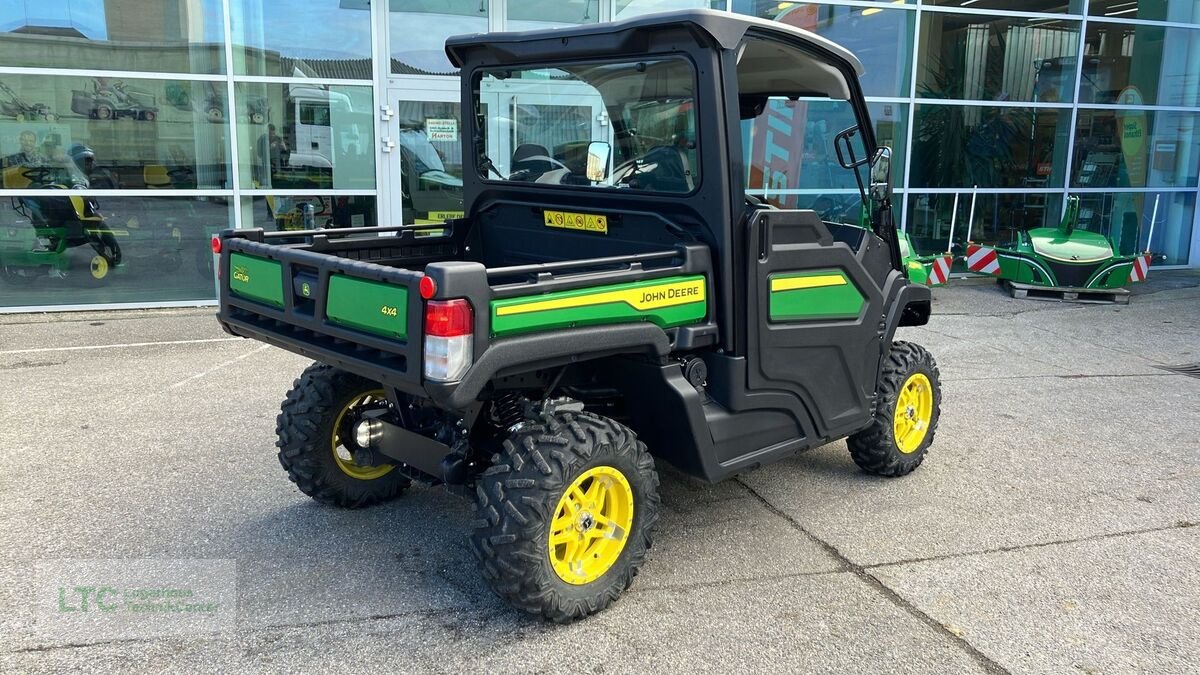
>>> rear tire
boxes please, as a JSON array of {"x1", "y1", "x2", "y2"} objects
[
  {"x1": 471, "y1": 408, "x2": 660, "y2": 623},
  {"x1": 276, "y1": 363, "x2": 410, "y2": 508},
  {"x1": 847, "y1": 341, "x2": 941, "y2": 477}
]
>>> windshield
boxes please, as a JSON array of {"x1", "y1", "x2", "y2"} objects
[{"x1": 474, "y1": 57, "x2": 699, "y2": 194}]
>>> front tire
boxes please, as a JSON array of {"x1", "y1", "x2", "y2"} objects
[
  {"x1": 847, "y1": 341, "x2": 941, "y2": 477},
  {"x1": 276, "y1": 363, "x2": 410, "y2": 508},
  {"x1": 471, "y1": 408, "x2": 660, "y2": 623}
]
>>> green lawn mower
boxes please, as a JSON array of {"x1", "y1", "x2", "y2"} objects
[{"x1": 0, "y1": 165, "x2": 121, "y2": 285}]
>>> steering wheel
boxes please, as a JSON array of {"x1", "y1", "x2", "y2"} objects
[
  {"x1": 508, "y1": 155, "x2": 569, "y2": 182},
  {"x1": 21, "y1": 167, "x2": 57, "y2": 187}
]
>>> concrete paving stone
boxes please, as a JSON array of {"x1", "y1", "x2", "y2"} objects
[
  {"x1": 0, "y1": 308, "x2": 227, "y2": 350},
  {"x1": 740, "y1": 373, "x2": 1200, "y2": 566},
  {"x1": 871, "y1": 526, "x2": 1200, "y2": 674},
  {"x1": 2, "y1": 271, "x2": 1199, "y2": 671},
  {"x1": 641, "y1": 493, "x2": 841, "y2": 590},
  {"x1": 1, "y1": 573, "x2": 991, "y2": 674}
]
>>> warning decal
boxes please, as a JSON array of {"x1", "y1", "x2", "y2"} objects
[{"x1": 543, "y1": 210, "x2": 608, "y2": 234}]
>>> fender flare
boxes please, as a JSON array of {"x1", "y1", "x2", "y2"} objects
[{"x1": 883, "y1": 277, "x2": 931, "y2": 344}]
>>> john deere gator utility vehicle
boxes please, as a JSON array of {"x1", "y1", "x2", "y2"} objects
[{"x1": 215, "y1": 10, "x2": 941, "y2": 622}]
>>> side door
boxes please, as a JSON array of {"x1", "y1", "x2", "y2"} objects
[
  {"x1": 746, "y1": 209, "x2": 890, "y2": 439},
  {"x1": 739, "y1": 97, "x2": 893, "y2": 439}
]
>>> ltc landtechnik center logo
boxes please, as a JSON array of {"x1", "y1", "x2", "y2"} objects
[{"x1": 18, "y1": 559, "x2": 235, "y2": 644}]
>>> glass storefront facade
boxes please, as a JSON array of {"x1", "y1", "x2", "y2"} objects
[{"x1": 1, "y1": 0, "x2": 1197, "y2": 310}]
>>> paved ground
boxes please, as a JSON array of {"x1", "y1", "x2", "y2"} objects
[{"x1": 1, "y1": 273, "x2": 1198, "y2": 673}]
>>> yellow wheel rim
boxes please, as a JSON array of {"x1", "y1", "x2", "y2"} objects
[
  {"x1": 331, "y1": 389, "x2": 394, "y2": 480},
  {"x1": 89, "y1": 255, "x2": 109, "y2": 280},
  {"x1": 549, "y1": 466, "x2": 634, "y2": 585},
  {"x1": 893, "y1": 373, "x2": 933, "y2": 454}
]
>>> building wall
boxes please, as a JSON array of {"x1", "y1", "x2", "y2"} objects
[{"x1": 0, "y1": 0, "x2": 1197, "y2": 311}]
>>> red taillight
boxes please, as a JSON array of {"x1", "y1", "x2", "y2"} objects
[
  {"x1": 424, "y1": 299, "x2": 473, "y2": 337},
  {"x1": 419, "y1": 275, "x2": 437, "y2": 300},
  {"x1": 211, "y1": 236, "x2": 221, "y2": 254}
]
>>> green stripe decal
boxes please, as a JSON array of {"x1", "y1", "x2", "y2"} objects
[
  {"x1": 769, "y1": 269, "x2": 864, "y2": 321},
  {"x1": 229, "y1": 252, "x2": 284, "y2": 308},
  {"x1": 326, "y1": 275, "x2": 408, "y2": 340},
  {"x1": 491, "y1": 275, "x2": 706, "y2": 338}
]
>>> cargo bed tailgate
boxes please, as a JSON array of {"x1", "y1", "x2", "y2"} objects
[{"x1": 217, "y1": 236, "x2": 425, "y2": 390}]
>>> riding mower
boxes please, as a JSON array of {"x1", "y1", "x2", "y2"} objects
[{"x1": 0, "y1": 165, "x2": 121, "y2": 285}]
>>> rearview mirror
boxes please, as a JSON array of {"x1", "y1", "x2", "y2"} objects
[
  {"x1": 870, "y1": 146, "x2": 892, "y2": 202},
  {"x1": 586, "y1": 141, "x2": 611, "y2": 182}
]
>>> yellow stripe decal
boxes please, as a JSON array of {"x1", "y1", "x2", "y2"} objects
[
  {"x1": 496, "y1": 278, "x2": 706, "y2": 317},
  {"x1": 770, "y1": 274, "x2": 847, "y2": 292}
]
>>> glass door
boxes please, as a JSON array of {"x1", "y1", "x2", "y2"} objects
[{"x1": 384, "y1": 84, "x2": 467, "y2": 226}]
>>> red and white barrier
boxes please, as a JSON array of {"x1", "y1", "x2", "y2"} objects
[
  {"x1": 927, "y1": 254, "x2": 952, "y2": 286},
  {"x1": 1129, "y1": 253, "x2": 1151, "y2": 282},
  {"x1": 966, "y1": 244, "x2": 1001, "y2": 275}
]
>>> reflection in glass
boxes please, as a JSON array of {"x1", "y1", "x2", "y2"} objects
[
  {"x1": 0, "y1": 0, "x2": 225, "y2": 74},
  {"x1": 396, "y1": 101, "x2": 465, "y2": 224},
  {"x1": 742, "y1": 100, "x2": 906, "y2": 212},
  {"x1": 911, "y1": 104, "x2": 1071, "y2": 189},
  {"x1": 0, "y1": 75, "x2": 230, "y2": 190},
  {"x1": 736, "y1": 1, "x2": 915, "y2": 97},
  {"x1": 506, "y1": 0, "x2": 600, "y2": 31},
  {"x1": 476, "y1": 58, "x2": 699, "y2": 194},
  {"x1": 236, "y1": 83, "x2": 374, "y2": 190},
  {"x1": 0, "y1": 195, "x2": 230, "y2": 305},
  {"x1": 1079, "y1": 23, "x2": 1200, "y2": 108},
  {"x1": 905, "y1": 192, "x2": 1065, "y2": 257},
  {"x1": 922, "y1": 0, "x2": 1079, "y2": 12},
  {"x1": 230, "y1": 0, "x2": 372, "y2": 78},
  {"x1": 918, "y1": 14, "x2": 1080, "y2": 104},
  {"x1": 616, "y1": 0, "x2": 725, "y2": 19},
  {"x1": 1072, "y1": 110, "x2": 1200, "y2": 189},
  {"x1": 1088, "y1": 0, "x2": 1200, "y2": 23},
  {"x1": 241, "y1": 195, "x2": 377, "y2": 231},
  {"x1": 1068, "y1": 192, "x2": 1193, "y2": 265},
  {"x1": 390, "y1": 1, "x2": 487, "y2": 76}
]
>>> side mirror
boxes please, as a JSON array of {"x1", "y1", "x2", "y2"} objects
[
  {"x1": 585, "y1": 141, "x2": 611, "y2": 182},
  {"x1": 869, "y1": 146, "x2": 892, "y2": 202}
]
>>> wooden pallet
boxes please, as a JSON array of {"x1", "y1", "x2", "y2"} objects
[{"x1": 1003, "y1": 280, "x2": 1131, "y2": 305}]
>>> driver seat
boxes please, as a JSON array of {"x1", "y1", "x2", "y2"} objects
[{"x1": 511, "y1": 143, "x2": 558, "y2": 175}]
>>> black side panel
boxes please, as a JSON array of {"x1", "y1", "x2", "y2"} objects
[
  {"x1": 604, "y1": 357, "x2": 715, "y2": 480},
  {"x1": 745, "y1": 209, "x2": 889, "y2": 442}
]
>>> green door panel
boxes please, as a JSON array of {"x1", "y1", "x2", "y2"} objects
[{"x1": 768, "y1": 269, "x2": 865, "y2": 321}]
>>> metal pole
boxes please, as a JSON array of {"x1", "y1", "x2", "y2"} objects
[
  {"x1": 966, "y1": 185, "x2": 978, "y2": 244},
  {"x1": 1146, "y1": 193, "x2": 1160, "y2": 255},
  {"x1": 946, "y1": 192, "x2": 960, "y2": 254}
]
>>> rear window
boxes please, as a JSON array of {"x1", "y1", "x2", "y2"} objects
[{"x1": 473, "y1": 57, "x2": 700, "y2": 194}]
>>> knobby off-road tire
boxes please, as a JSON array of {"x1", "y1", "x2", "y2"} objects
[
  {"x1": 471, "y1": 409, "x2": 660, "y2": 623},
  {"x1": 276, "y1": 363, "x2": 410, "y2": 508},
  {"x1": 847, "y1": 340, "x2": 941, "y2": 477}
]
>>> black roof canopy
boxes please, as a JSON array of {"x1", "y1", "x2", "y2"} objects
[{"x1": 444, "y1": 8, "x2": 864, "y2": 77}]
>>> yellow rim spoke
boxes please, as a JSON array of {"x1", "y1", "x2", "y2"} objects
[
  {"x1": 893, "y1": 373, "x2": 933, "y2": 455},
  {"x1": 548, "y1": 466, "x2": 634, "y2": 586}
]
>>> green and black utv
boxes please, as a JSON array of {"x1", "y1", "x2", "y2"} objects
[{"x1": 215, "y1": 10, "x2": 941, "y2": 622}]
